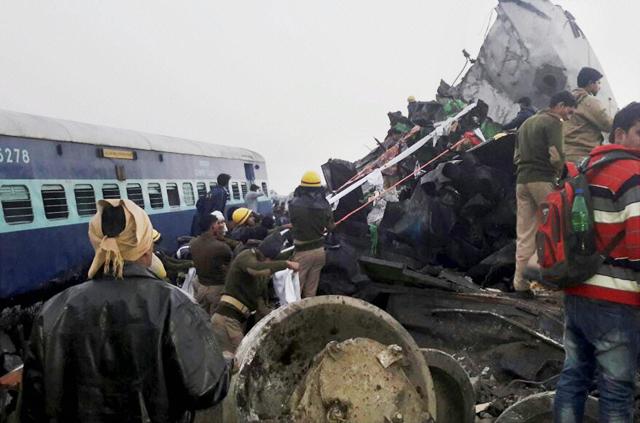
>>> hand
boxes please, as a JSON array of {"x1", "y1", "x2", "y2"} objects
[
  {"x1": 281, "y1": 223, "x2": 293, "y2": 229},
  {"x1": 287, "y1": 261, "x2": 299, "y2": 272}
]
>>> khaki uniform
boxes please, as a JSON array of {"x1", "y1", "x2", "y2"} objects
[
  {"x1": 514, "y1": 111, "x2": 564, "y2": 291},
  {"x1": 564, "y1": 88, "x2": 613, "y2": 163},
  {"x1": 189, "y1": 232, "x2": 232, "y2": 315},
  {"x1": 210, "y1": 249, "x2": 288, "y2": 356},
  {"x1": 292, "y1": 247, "x2": 326, "y2": 298}
]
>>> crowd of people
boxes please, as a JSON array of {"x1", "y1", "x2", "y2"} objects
[
  {"x1": 512, "y1": 67, "x2": 640, "y2": 422},
  {"x1": 14, "y1": 67, "x2": 640, "y2": 422},
  {"x1": 19, "y1": 170, "x2": 334, "y2": 421}
]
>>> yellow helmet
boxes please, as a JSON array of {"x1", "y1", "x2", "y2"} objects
[
  {"x1": 300, "y1": 170, "x2": 322, "y2": 188},
  {"x1": 407, "y1": 95, "x2": 416, "y2": 103},
  {"x1": 232, "y1": 207, "x2": 252, "y2": 225},
  {"x1": 152, "y1": 229, "x2": 162, "y2": 243}
]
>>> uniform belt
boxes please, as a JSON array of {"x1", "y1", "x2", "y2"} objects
[{"x1": 220, "y1": 295, "x2": 250, "y2": 315}]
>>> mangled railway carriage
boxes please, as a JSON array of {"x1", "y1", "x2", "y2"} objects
[{"x1": 0, "y1": 109, "x2": 270, "y2": 299}]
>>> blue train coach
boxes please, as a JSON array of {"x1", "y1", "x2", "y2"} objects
[{"x1": 0, "y1": 109, "x2": 271, "y2": 299}]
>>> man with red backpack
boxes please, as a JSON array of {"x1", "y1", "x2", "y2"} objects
[
  {"x1": 554, "y1": 102, "x2": 640, "y2": 422},
  {"x1": 513, "y1": 91, "x2": 577, "y2": 293}
]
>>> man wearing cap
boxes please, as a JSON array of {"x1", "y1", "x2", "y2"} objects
[
  {"x1": 211, "y1": 232, "x2": 299, "y2": 356},
  {"x1": 230, "y1": 207, "x2": 268, "y2": 243},
  {"x1": 564, "y1": 67, "x2": 613, "y2": 163},
  {"x1": 190, "y1": 213, "x2": 234, "y2": 315},
  {"x1": 288, "y1": 171, "x2": 335, "y2": 298},
  {"x1": 21, "y1": 199, "x2": 230, "y2": 422}
]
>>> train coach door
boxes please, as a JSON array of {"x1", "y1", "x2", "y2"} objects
[{"x1": 244, "y1": 163, "x2": 255, "y2": 183}]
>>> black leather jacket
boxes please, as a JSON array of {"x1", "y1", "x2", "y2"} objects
[{"x1": 21, "y1": 263, "x2": 230, "y2": 423}]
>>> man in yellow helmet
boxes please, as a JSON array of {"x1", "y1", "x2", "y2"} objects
[
  {"x1": 230, "y1": 207, "x2": 268, "y2": 243},
  {"x1": 288, "y1": 171, "x2": 335, "y2": 297}
]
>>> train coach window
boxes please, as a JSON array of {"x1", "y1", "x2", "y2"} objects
[
  {"x1": 148, "y1": 183, "x2": 164, "y2": 209},
  {"x1": 166, "y1": 183, "x2": 180, "y2": 207},
  {"x1": 196, "y1": 182, "x2": 207, "y2": 199},
  {"x1": 182, "y1": 183, "x2": 195, "y2": 206},
  {"x1": 41, "y1": 185, "x2": 69, "y2": 220},
  {"x1": 240, "y1": 182, "x2": 248, "y2": 198},
  {"x1": 0, "y1": 185, "x2": 33, "y2": 224},
  {"x1": 102, "y1": 184, "x2": 121, "y2": 199},
  {"x1": 126, "y1": 183, "x2": 145, "y2": 208},
  {"x1": 231, "y1": 182, "x2": 241, "y2": 200},
  {"x1": 261, "y1": 182, "x2": 268, "y2": 196},
  {"x1": 74, "y1": 184, "x2": 97, "y2": 216}
]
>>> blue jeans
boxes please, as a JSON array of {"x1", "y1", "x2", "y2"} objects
[{"x1": 554, "y1": 295, "x2": 640, "y2": 422}]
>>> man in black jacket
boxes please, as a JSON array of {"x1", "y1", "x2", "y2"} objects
[
  {"x1": 21, "y1": 199, "x2": 230, "y2": 422},
  {"x1": 289, "y1": 171, "x2": 335, "y2": 297},
  {"x1": 503, "y1": 97, "x2": 536, "y2": 131}
]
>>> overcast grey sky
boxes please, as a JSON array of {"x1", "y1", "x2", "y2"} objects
[{"x1": 1, "y1": 1, "x2": 638, "y2": 193}]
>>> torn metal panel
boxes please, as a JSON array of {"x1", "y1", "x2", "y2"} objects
[
  {"x1": 359, "y1": 256, "x2": 482, "y2": 293},
  {"x1": 455, "y1": 0, "x2": 617, "y2": 123}
]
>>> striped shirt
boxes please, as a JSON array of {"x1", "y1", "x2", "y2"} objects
[{"x1": 565, "y1": 144, "x2": 640, "y2": 306}]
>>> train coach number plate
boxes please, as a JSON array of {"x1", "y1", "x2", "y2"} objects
[{"x1": 0, "y1": 148, "x2": 30, "y2": 164}]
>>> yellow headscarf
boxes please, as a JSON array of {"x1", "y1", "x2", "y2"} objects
[{"x1": 88, "y1": 199, "x2": 153, "y2": 279}]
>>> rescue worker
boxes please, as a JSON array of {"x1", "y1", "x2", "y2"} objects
[
  {"x1": 513, "y1": 91, "x2": 576, "y2": 294},
  {"x1": 190, "y1": 173, "x2": 231, "y2": 236},
  {"x1": 503, "y1": 97, "x2": 536, "y2": 131},
  {"x1": 211, "y1": 232, "x2": 299, "y2": 356},
  {"x1": 21, "y1": 199, "x2": 229, "y2": 422},
  {"x1": 211, "y1": 210, "x2": 241, "y2": 251},
  {"x1": 190, "y1": 213, "x2": 234, "y2": 315},
  {"x1": 288, "y1": 171, "x2": 335, "y2": 298},
  {"x1": 554, "y1": 102, "x2": 640, "y2": 422},
  {"x1": 230, "y1": 207, "x2": 268, "y2": 243},
  {"x1": 564, "y1": 67, "x2": 613, "y2": 163}
]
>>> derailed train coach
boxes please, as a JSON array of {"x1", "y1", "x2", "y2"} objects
[{"x1": 0, "y1": 109, "x2": 270, "y2": 299}]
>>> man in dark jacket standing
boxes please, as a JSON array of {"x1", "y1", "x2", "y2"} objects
[
  {"x1": 288, "y1": 171, "x2": 335, "y2": 297},
  {"x1": 513, "y1": 91, "x2": 576, "y2": 293},
  {"x1": 503, "y1": 97, "x2": 536, "y2": 131},
  {"x1": 21, "y1": 199, "x2": 230, "y2": 422},
  {"x1": 191, "y1": 173, "x2": 231, "y2": 236}
]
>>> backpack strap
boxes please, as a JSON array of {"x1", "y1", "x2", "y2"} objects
[
  {"x1": 580, "y1": 150, "x2": 640, "y2": 174},
  {"x1": 600, "y1": 229, "x2": 626, "y2": 258}
]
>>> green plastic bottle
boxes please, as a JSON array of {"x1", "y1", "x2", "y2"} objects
[{"x1": 571, "y1": 188, "x2": 592, "y2": 253}]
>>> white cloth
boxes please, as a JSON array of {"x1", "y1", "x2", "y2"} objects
[
  {"x1": 272, "y1": 269, "x2": 301, "y2": 305},
  {"x1": 179, "y1": 267, "x2": 198, "y2": 302}
]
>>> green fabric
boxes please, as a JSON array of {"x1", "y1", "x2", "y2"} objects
[
  {"x1": 442, "y1": 99, "x2": 466, "y2": 117},
  {"x1": 223, "y1": 249, "x2": 288, "y2": 311},
  {"x1": 480, "y1": 121, "x2": 501, "y2": 140},
  {"x1": 369, "y1": 224, "x2": 379, "y2": 256},
  {"x1": 514, "y1": 110, "x2": 565, "y2": 184},
  {"x1": 393, "y1": 122, "x2": 413, "y2": 133}
]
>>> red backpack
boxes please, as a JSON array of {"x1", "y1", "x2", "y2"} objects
[{"x1": 534, "y1": 151, "x2": 637, "y2": 289}]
